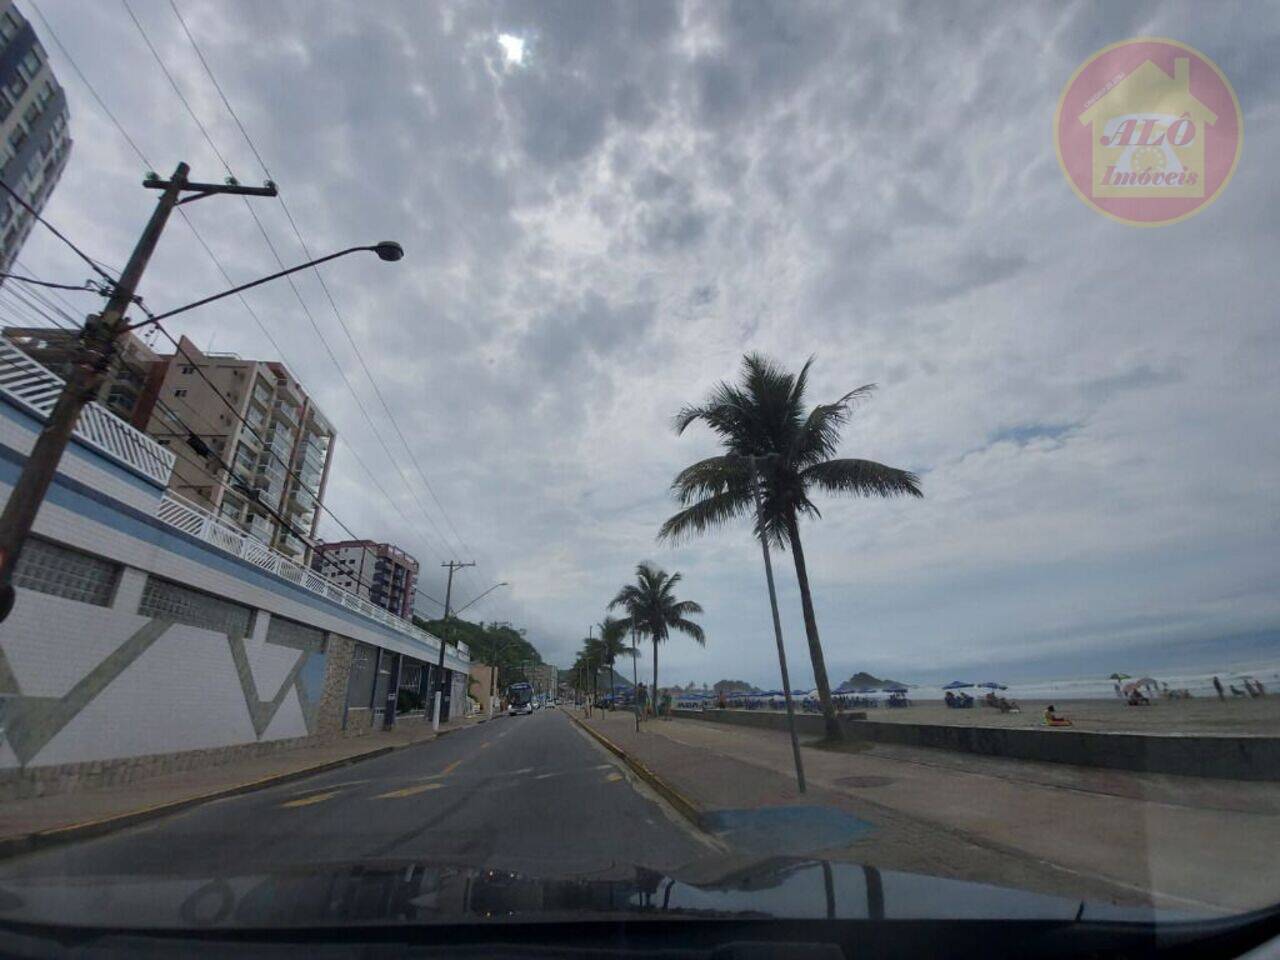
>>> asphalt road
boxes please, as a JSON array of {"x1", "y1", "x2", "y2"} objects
[{"x1": 0, "y1": 710, "x2": 711, "y2": 882}]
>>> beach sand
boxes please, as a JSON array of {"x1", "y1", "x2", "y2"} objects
[{"x1": 848, "y1": 695, "x2": 1280, "y2": 735}]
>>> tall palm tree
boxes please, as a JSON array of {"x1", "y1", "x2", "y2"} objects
[
  {"x1": 659, "y1": 353, "x2": 921, "y2": 739},
  {"x1": 595, "y1": 615, "x2": 635, "y2": 706},
  {"x1": 609, "y1": 562, "x2": 705, "y2": 714}
]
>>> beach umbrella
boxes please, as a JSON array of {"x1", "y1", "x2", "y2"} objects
[
  {"x1": 977, "y1": 682, "x2": 1006, "y2": 690},
  {"x1": 883, "y1": 685, "x2": 908, "y2": 693},
  {"x1": 941, "y1": 681, "x2": 973, "y2": 690},
  {"x1": 1108, "y1": 673, "x2": 1130, "y2": 681},
  {"x1": 855, "y1": 687, "x2": 877, "y2": 694}
]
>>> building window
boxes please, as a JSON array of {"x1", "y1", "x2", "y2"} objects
[
  {"x1": 174, "y1": 388, "x2": 188, "y2": 397},
  {"x1": 180, "y1": 365, "x2": 194, "y2": 374},
  {"x1": 7, "y1": 73, "x2": 26, "y2": 101},
  {"x1": 8, "y1": 127, "x2": 27, "y2": 154},
  {"x1": 13, "y1": 537, "x2": 120, "y2": 607},
  {"x1": 139, "y1": 576, "x2": 255, "y2": 637},
  {"x1": 0, "y1": 90, "x2": 10, "y2": 123},
  {"x1": 18, "y1": 47, "x2": 40, "y2": 81},
  {"x1": 0, "y1": 11, "x2": 19, "y2": 42}
]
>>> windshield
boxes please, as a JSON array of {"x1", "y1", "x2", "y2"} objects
[{"x1": 0, "y1": 0, "x2": 1276, "y2": 952}]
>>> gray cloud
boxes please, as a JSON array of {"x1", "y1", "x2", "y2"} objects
[{"x1": 18, "y1": 0, "x2": 1280, "y2": 684}]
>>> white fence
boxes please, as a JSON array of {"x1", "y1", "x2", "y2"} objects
[
  {"x1": 157, "y1": 492, "x2": 464, "y2": 661},
  {"x1": 0, "y1": 338, "x2": 175, "y2": 487}
]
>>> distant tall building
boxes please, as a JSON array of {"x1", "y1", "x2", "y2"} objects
[
  {"x1": 3, "y1": 328, "x2": 336, "y2": 560},
  {"x1": 0, "y1": 0, "x2": 72, "y2": 275},
  {"x1": 311, "y1": 540, "x2": 418, "y2": 620}
]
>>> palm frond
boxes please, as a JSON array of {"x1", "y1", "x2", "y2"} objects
[
  {"x1": 659, "y1": 491, "x2": 754, "y2": 542},
  {"x1": 792, "y1": 384, "x2": 877, "y2": 466},
  {"x1": 669, "y1": 616, "x2": 706, "y2": 644},
  {"x1": 800, "y1": 458, "x2": 922, "y2": 498}
]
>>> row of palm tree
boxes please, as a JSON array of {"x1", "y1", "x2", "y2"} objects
[
  {"x1": 570, "y1": 563, "x2": 706, "y2": 713},
  {"x1": 568, "y1": 354, "x2": 919, "y2": 738}
]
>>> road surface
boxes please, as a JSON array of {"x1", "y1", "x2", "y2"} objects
[{"x1": 0, "y1": 710, "x2": 709, "y2": 882}]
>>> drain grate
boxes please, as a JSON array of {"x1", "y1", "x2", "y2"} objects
[{"x1": 834, "y1": 775, "x2": 895, "y2": 788}]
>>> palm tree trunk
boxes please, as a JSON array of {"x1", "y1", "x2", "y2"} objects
[
  {"x1": 785, "y1": 509, "x2": 841, "y2": 740},
  {"x1": 652, "y1": 637, "x2": 659, "y2": 717}
]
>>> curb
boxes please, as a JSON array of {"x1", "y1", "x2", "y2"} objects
[
  {"x1": 0, "y1": 731, "x2": 444, "y2": 862},
  {"x1": 566, "y1": 711, "x2": 704, "y2": 829}
]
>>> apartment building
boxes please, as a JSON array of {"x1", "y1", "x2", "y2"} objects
[
  {"x1": 311, "y1": 540, "x2": 418, "y2": 620},
  {"x1": 0, "y1": 0, "x2": 72, "y2": 275},
  {"x1": 140, "y1": 336, "x2": 335, "y2": 560}
]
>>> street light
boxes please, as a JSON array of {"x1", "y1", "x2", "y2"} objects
[{"x1": 126, "y1": 241, "x2": 406, "y2": 331}]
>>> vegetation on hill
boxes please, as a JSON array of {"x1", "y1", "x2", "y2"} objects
[{"x1": 413, "y1": 615, "x2": 543, "y2": 686}]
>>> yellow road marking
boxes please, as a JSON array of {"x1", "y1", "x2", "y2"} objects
[
  {"x1": 280, "y1": 790, "x2": 339, "y2": 808},
  {"x1": 605, "y1": 772, "x2": 623, "y2": 782},
  {"x1": 442, "y1": 760, "x2": 462, "y2": 775},
  {"x1": 376, "y1": 783, "x2": 444, "y2": 800},
  {"x1": 480, "y1": 742, "x2": 491, "y2": 749}
]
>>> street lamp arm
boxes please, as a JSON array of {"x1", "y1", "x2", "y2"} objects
[
  {"x1": 124, "y1": 242, "x2": 404, "y2": 332},
  {"x1": 452, "y1": 581, "x2": 510, "y2": 617}
]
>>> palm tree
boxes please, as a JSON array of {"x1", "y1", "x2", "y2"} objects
[
  {"x1": 609, "y1": 562, "x2": 705, "y2": 714},
  {"x1": 595, "y1": 615, "x2": 636, "y2": 707},
  {"x1": 659, "y1": 353, "x2": 921, "y2": 739},
  {"x1": 581, "y1": 636, "x2": 605, "y2": 711}
]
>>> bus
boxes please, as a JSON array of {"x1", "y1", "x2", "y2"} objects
[{"x1": 507, "y1": 682, "x2": 534, "y2": 716}]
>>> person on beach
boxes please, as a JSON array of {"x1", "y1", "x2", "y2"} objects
[
  {"x1": 1043, "y1": 704, "x2": 1071, "y2": 726},
  {"x1": 1213, "y1": 676, "x2": 1225, "y2": 701}
]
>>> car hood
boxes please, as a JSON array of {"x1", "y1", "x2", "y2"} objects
[{"x1": 0, "y1": 857, "x2": 1190, "y2": 930}]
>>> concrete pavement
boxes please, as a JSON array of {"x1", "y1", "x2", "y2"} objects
[
  {"x1": 0, "y1": 710, "x2": 709, "y2": 884},
  {"x1": 579, "y1": 709, "x2": 1280, "y2": 914}
]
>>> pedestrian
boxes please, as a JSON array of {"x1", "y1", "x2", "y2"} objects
[{"x1": 1212, "y1": 675, "x2": 1225, "y2": 701}]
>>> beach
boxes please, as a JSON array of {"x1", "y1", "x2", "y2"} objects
[{"x1": 851, "y1": 694, "x2": 1280, "y2": 735}]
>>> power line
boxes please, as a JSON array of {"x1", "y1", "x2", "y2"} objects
[
  {"x1": 0, "y1": 274, "x2": 98, "y2": 292},
  {"x1": 0, "y1": 179, "x2": 115, "y2": 284},
  {"x1": 165, "y1": 0, "x2": 478, "y2": 566},
  {"x1": 0, "y1": 272, "x2": 382, "y2": 596},
  {"x1": 31, "y1": 2, "x2": 447, "y2": 572},
  {"x1": 122, "y1": 1, "x2": 457, "y2": 566}
]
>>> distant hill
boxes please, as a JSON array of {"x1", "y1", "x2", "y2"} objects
[{"x1": 837, "y1": 671, "x2": 906, "y2": 691}]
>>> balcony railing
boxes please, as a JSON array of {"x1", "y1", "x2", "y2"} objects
[
  {"x1": 156, "y1": 491, "x2": 466, "y2": 662},
  {"x1": 0, "y1": 338, "x2": 175, "y2": 487}
]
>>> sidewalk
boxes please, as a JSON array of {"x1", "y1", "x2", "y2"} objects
[
  {"x1": 0, "y1": 716, "x2": 482, "y2": 857},
  {"x1": 575, "y1": 708, "x2": 1280, "y2": 914}
]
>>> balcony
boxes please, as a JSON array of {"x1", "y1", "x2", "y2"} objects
[{"x1": 272, "y1": 401, "x2": 300, "y2": 429}]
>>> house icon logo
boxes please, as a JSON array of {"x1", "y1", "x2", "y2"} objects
[{"x1": 1056, "y1": 39, "x2": 1242, "y2": 226}]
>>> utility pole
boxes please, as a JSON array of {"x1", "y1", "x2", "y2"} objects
[
  {"x1": 431, "y1": 560, "x2": 474, "y2": 731},
  {"x1": 631, "y1": 624, "x2": 641, "y2": 733},
  {"x1": 746, "y1": 455, "x2": 806, "y2": 794},
  {"x1": 0, "y1": 163, "x2": 276, "y2": 621}
]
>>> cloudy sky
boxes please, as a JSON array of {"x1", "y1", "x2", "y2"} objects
[{"x1": 15, "y1": 0, "x2": 1280, "y2": 688}]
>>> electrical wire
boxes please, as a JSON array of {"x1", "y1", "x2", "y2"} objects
[
  {"x1": 0, "y1": 283, "x2": 384, "y2": 597},
  {"x1": 0, "y1": 179, "x2": 116, "y2": 284},
  {"x1": 28, "y1": 2, "x2": 450, "y2": 574},
  {"x1": 165, "y1": 0, "x2": 478, "y2": 567},
  {"x1": 0, "y1": 274, "x2": 98, "y2": 291},
  {"x1": 119, "y1": 1, "x2": 457, "y2": 568}
]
